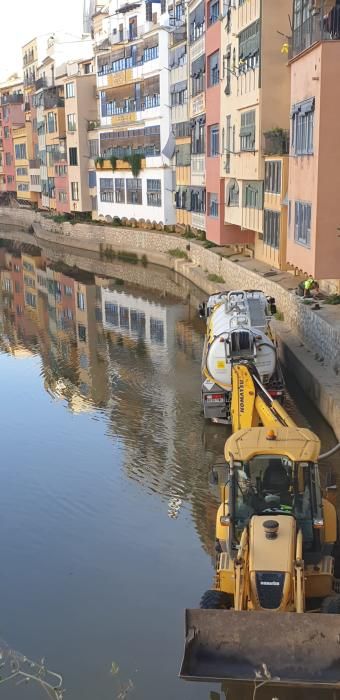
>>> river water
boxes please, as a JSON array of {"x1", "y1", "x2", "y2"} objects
[{"x1": 0, "y1": 232, "x2": 339, "y2": 700}]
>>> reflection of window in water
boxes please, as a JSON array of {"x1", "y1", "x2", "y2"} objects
[
  {"x1": 79, "y1": 353, "x2": 89, "y2": 369},
  {"x1": 80, "y1": 383, "x2": 89, "y2": 397},
  {"x1": 95, "y1": 307, "x2": 102, "y2": 322},
  {"x1": 78, "y1": 324, "x2": 87, "y2": 342},
  {"x1": 105, "y1": 302, "x2": 119, "y2": 326},
  {"x1": 119, "y1": 306, "x2": 129, "y2": 329},
  {"x1": 64, "y1": 308, "x2": 73, "y2": 320},
  {"x1": 61, "y1": 341, "x2": 70, "y2": 361},
  {"x1": 77, "y1": 292, "x2": 85, "y2": 311},
  {"x1": 130, "y1": 310, "x2": 146, "y2": 337},
  {"x1": 64, "y1": 285, "x2": 73, "y2": 296},
  {"x1": 150, "y1": 318, "x2": 164, "y2": 344},
  {"x1": 25, "y1": 292, "x2": 36, "y2": 308}
]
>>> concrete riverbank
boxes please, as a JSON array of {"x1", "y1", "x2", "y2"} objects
[{"x1": 2, "y1": 205, "x2": 340, "y2": 440}]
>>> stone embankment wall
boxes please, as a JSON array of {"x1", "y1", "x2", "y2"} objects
[{"x1": 2, "y1": 206, "x2": 340, "y2": 438}]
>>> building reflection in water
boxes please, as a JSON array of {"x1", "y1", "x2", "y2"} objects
[{"x1": 0, "y1": 238, "x2": 218, "y2": 556}]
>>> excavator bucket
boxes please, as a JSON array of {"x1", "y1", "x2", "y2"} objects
[{"x1": 180, "y1": 609, "x2": 340, "y2": 686}]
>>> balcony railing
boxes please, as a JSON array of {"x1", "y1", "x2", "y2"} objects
[
  {"x1": 263, "y1": 129, "x2": 289, "y2": 156},
  {"x1": 0, "y1": 93, "x2": 24, "y2": 106},
  {"x1": 291, "y1": 4, "x2": 340, "y2": 58},
  {"x1": 101, "y1": 145, "x2": 160, "y2": 159},
  {"x1": 35, "y1": 77, "x2": 49, "y2": 90},
  {"x1": 102, "y1": 94, "x2": 160, "y2": 117}
]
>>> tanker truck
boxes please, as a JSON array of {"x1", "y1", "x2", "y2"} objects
[{"x1": 199, "y1": 290, "x2": 284, "y2": 422}]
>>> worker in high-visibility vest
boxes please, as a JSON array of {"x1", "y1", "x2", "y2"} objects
[{"x1": 298, "y1": 276, "x2": 320, "y2": 298}]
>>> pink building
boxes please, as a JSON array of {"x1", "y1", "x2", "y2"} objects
[
  {"x1": 0, "y1": 94, "x2": 24, "y2": 193},
  {"x1": 288, "y1": 0, "x2": 340, "y2": 280}
]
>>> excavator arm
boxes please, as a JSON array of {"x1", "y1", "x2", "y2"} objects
[{"x1": 231, "y1": 362, "x2": 296, "y2": 432}]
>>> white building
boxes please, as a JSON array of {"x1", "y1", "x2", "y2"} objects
[{"x1": 94, "y1": 0, "x2": 176, "y2": 225}]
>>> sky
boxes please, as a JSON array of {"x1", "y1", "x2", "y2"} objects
[{"x1": 0, "y1": 0, "x2": 85, "y2": 81}]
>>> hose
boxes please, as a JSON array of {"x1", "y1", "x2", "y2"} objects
[{"x1": 319, "y1": 442, "x2": 340, "y2": 460}]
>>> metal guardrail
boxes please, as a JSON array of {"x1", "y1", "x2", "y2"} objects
[{"x1": 291, "y1": 4, "x2": 340, "y2": 58}]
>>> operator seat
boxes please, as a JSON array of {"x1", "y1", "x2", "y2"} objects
[{"x1": 262, "y1": 461, "x2": 291, "y2": 503}]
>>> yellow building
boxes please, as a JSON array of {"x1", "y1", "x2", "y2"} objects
[{"x1": 220, "y1": 0, "x2": 291, "y2": 260}]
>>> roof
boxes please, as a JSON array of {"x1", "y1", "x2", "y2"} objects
[{"x1": 225, "y1": 427, "x2": 321, "y2": 463}]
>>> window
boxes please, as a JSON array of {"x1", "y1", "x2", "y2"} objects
[
  {"x1": 25, "y1": 292, "x2": 36, "y2": 308},
  {"x1": 84, "y1": 63, "x2": 91, "y2": 74},
  {"x1": 17, "y1": 183, "x2": 29, "y2": 192},
  {"x1": 47, "y1": 112, "x2": 57, "y2": 133},
  {"x1": 208, "y1": 0, "x2": 219, "y2": 24},
  {"x1": 191, "y1": 55, "x2": 205, "y2": 97},
  {"x1": 64, "y1": 285, "x2": 73, "y2": 296},
  {"x1": 58, "y1": 191, "x2": 68, "y2": 202},
  {"x1": 209, "y1": 124, "x2": 219, "y2": 156},
  {"x1": 189, "y1": 1, "x2": 205, "y2": 42},
  {"x1": 71, "y1": 182, "x2": 79, "y2": 200},
  {"x1": 4, "y1": 127, "x2": 10, "y2": 138},
  {"x1": 16, "y1": 167, "x2": 28, "y2": 176},
  {"x1": 5, "y1": 152, "x2": 12, "y2": 166},
  {"x1": 77, "y1": 292, "x2": 85, "y2": 310},
  {"x1": 264, "y1": 210, "x2": 280, "y2": 249},
  {"x1": 264, "y1": 161, "x2": 282, "y2": 194},
  {"x1": 66, "y1": 82, "x2": 75, "y2": 98},
  {"x1": 238, "y1": 20, "x2": 260, "y2": 72},
  {"x1": 291, "y1": 98, "x2": 314, "y2": 155},
  {"x1": 89, "y1": 139, "x2": 99, "y2": 158},
  {"x1": 147, "y1": 179, "x2": 161, "y2": 207},
  {"x1": 175, "y1": 121, "x2": 191, "y2": 138},
  {"x1": 240, "y1": 110, "x2": 256, "y2": 151},
  {"x1": 78, "y1": 324, "x2": 87, "y2": 342},
  {"x1": 105, "y1": 302, "x2": 119, "y2": 325},
  {"x1": 171, "y1": 85, "x2": 187, "y2": 106},
  {"x1": 115, "y1": 178, "x2": 125, "y2": 203},
  {"x1": 30, "y1": 174, "x2": 40, "y2": 186},
  {"x1": 244, "y1": 181, "x2": 263, "y2": 209},
  {"x1": 225, "y1": 115, "x2": 231, "y2": 173},
  {"x1": 208, "y1": 51, "x2": 219, "y2": 87},
  {"x1": 56, "y1": 165, "x2": 67, "y2": 177},
  {"x1": 15, "y1": 143, "x2": 27, "y2": 160},
  {"x1": 120, "y1": 306, "x2": 129, "y2": 329},
  {"x1": 175, "y1": 143, "x2": 191, "y2": 166},
  {"x1": 88, "y1": 170, "x2": 96, "y2": 188},
  {"x1": 226, "y1": 179, "x2": 239, "y2": 207},
  {"x1": 190, "y1": 187, "x2": 206, "y2": 213},
  {"x1": 144, "y1": 45, "x2": 159, "y2": 62},
  {"x1": 126, "y1": 178, "x2": 142, "y2": 204},
  {"x1": 208, "y1": 192, "x2": 218, "y2": 217},
  {"x1": 67, "y1": 113, "x2": 76, "y2": 131},
  {"x1": 7, "y1": 175, "x2": 14, "y2": 183},
  {"x1": 294, "y1": 201, "x2": 311, "y2": 247},
  {"x1": 100, "y1": 178, "x2": 114, "y2": 202},
  {"x1": 69, "y1": 147, "x2": 78, "y2": 166}
]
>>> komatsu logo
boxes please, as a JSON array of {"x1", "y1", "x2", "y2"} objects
[{"x1": 239, "y1": 380, "x2": 245, "y2": 413}]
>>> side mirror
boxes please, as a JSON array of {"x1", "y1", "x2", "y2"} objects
[
  {"x1": 198, "y1": 302, "x2": 207, "y2": 319},
  {"x1": 270, "y1": 303, "x2": 277, "y2": 315}
]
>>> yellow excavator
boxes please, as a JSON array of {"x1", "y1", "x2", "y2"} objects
[{"x1": 181, "y1": 362, "x2": 340, "y2": 686}]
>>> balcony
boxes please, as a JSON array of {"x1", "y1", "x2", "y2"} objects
[
  {"x1": 263, "y1": 129, "x2": 289, "y2": 156},
  {"x1": 291, "y1": 3, "x2": 340, "y2": 58},
  {"x1": 35, "y1": 77, "x2": 49, "y2": 91},
  {"x1": 95, "y1": 156, "x2": 146, "y2": 170},
  {"x1": 102, "y1": 94, "x2": 160, "y2": 118},
  {"x1": 29, "y1": 159, "x2": 41, "y2": 169},
  {"x1": 0, "y1": 93, "x2": 24, "y2": 106}
]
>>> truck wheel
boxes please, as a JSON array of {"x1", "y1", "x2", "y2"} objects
[
  {"x1": 321, "y1": 595, "x2": 340, "y2": 614},
  {"x1": 200, "y1": 590, "x2": 233, "y2": 609}
]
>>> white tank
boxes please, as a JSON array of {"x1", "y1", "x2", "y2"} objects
[{"x1": 203, "y1": 291, "x2": 277, "y2": 388}]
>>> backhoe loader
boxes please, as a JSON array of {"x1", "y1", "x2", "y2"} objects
[{"x1": 181, "y1": 363, "x2": 340, "y2": 686}]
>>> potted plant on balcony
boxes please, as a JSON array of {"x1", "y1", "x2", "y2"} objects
[
  {"x1": 95, "y1": 156, "x2": 104, "y2": 169},
  {"x1": 109, "y1": 155, "x2": 117, "y2": 172}
]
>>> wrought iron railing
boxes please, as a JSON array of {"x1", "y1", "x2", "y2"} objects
[{"x1": 291, "y1": 3, "x2": 340, "y2": 58}]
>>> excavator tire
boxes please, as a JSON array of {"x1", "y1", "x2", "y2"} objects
[
  {"x1": 200, "y1": 590, "x2": 233, "y2": 609},
  {"x1": 321, "y1": 594, "x2": 340, "y2": 614}
]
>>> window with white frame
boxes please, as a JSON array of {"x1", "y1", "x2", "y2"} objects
[
  {"x1": 209, "y1": 124, "x2": 219, "y2": 156},
  {"x1": 67, "y1": 113, "x2": 76, "y2": 131},
  {"x1": 65, "y1": 82, "x2": 75, "y2": 98},
  {"x1": 100, "y1": 178, "x2": 114, "y2": 202},
  {"x1": 115, "y1": 178, "x2": 125, "y2": 203},
  {"x1": 264, "y1": 160, "x2": 282, "y2": 194},
  {"x1": 294, "y1": 201, "x2": 311, "y2": 247},
  {"x1": 147, "y1": 179, "x2": 161, "y2": 207},
  {"x1": 126, "y1": 178, "x2": 142, "y2": 204},
  {"x1": 291, "y1": 98, "x2": 314, "y2": 155},
  {"x1": 71, "y1": 182, "x2": 79, "y2": 201}
]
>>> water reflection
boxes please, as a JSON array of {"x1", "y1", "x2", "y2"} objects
[{"x1": 0, "y1": 236, "x2": 339, "y2": 700}]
